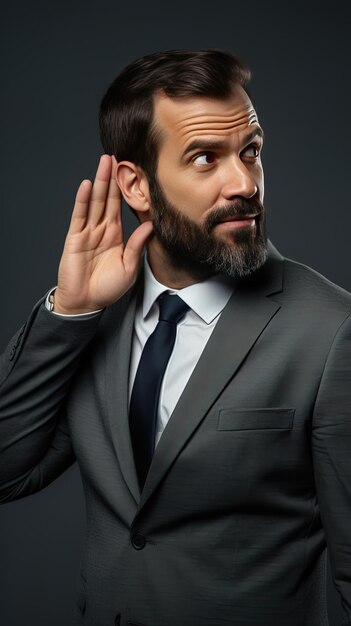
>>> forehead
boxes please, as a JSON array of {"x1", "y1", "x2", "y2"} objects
[{"x1": 153, "y1": 87, "x2": 259, "y2": 148}]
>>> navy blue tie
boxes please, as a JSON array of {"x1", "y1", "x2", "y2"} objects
[{"x1": 129, "y1": 292, "x2": 189, "y2": 491}]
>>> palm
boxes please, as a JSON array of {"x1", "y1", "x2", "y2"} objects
[{"x1": 55, "y1": 155, "x2": 153, "y2": 314}]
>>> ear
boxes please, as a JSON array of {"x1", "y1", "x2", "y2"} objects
[{"x1": 114, "y1": 158, "x2": 151, "y2": 219}]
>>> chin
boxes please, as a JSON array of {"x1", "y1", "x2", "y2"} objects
[{"x1": 216, "y1": 226, "x2": 257, "y2": 246}]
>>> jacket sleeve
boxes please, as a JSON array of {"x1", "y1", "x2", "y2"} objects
[
  {"x1": 312, "y1": 311, "x2": 351, "y2": 626},
  {"x1": 0, "y1": 294, "x2": 103, "y2": 502}
]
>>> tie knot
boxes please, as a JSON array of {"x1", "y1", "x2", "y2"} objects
[{"x1": 157, "y1": 292, "x2": 189, "y2": 324}]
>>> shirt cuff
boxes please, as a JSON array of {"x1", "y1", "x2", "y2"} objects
[{"x1": 44, "y1": 287, "x2": 104, "y2": 318}]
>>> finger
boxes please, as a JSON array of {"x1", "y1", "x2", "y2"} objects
[
  {"x1": 123, "y1": 221, "x2": 154, "y2": 273},
  {"x1": 111, "y1": 154, "x2": 118, "y2": 179},
  {"x1": 103, "y1": 155, "x2": 124, "y2": 244},
  {"x1": 68, "y1": 179, "x2": 93, "y2": 234},
  {"x1": 86, "y1": 155, "x2": 113, "y2": 226},
  {"x1": 105, "y1": 159, "x2": 123, "y2": 223}
]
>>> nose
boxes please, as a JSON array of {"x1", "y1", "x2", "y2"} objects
[{"x1": 221, "y1": 158, "x2": 258, "y2": 200}]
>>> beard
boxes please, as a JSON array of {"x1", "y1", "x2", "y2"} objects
[{"x1": 148, "y1": 175, "x2": 268, "y2": 281}]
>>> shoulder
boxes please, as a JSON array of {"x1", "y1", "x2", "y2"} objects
[
  {"x1": 282, "y1": 255, "x2": 351, "y2": 313},
  {"x1": 276, "y1": 254, "x2": 351, "y2": 345}
]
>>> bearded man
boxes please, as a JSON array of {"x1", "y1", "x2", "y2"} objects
[{"x1": 1, "y1": 49, "x2": 351, "y2": 626}]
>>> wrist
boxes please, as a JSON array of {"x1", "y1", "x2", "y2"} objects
[{"x1": 51, "y1": 289, "x2": 101, "y2": 315}]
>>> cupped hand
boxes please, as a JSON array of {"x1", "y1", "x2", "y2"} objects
[{"x1": 54, "y1": 154, "x2": 153, "y2": 314}]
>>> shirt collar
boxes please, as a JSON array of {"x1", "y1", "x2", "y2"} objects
[{"x1": 142, "y1": 254, "x2": 234, "y2": 325}]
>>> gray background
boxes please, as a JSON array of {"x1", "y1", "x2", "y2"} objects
[{"x1": 0, "y1": 1, "x2": 350, "y2": 624}]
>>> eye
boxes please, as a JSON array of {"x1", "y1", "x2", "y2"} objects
[
  {"x1": 241, "y1": 144, "x2": 260, "y2": 158},
  {"x1": 193, "y1": 152, "x2": 216, "y2": 166}
]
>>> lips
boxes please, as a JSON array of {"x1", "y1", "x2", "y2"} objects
[
  {"x1": 205, "y1": 202, "x2": 263, "y2": 232},
  {"x1": 220, "y1": 213, "x2": 259, "y2": 223}
]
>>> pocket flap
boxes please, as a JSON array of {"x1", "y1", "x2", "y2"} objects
[{"x1": 217, "y1": 408, "x2": 295, "y2": 431}]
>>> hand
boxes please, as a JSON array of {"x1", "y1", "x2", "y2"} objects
[{"x1": 54, "y1": 154, "x2": 153, "y2": 314}]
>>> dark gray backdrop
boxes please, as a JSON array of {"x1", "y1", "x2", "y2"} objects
[{"x1": 1, "y1": 1, "x2": 350, "y2": 624}]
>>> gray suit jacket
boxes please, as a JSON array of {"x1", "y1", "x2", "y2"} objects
[{"x1": 1, "y1": 241, "x2": 351, "y2": 626}]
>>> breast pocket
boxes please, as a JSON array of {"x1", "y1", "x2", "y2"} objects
[{"x1": 217, "y1": 407, "x2": 295, "y2": 431}]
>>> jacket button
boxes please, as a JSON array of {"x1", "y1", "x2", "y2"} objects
[
  {"x1": 131, "y1": 532, "x2": 146, "y2": 550},
  {"x1": 9, "y1": 346, "x2": 16, "y2": 361},
  {"x1": 115, "y1": 614, "x2": 121, "y2": 625}
]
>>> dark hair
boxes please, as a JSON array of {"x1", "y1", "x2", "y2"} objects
[{"x1": 99, "y1": 49, "x2": 251, "y2": 179}]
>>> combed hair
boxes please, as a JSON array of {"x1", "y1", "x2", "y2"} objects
[{"x1": 99, "y1": 49, "x2": 251, "y2": 178}]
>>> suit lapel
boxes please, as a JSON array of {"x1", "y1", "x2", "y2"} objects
[
  {"x1": 105, "y1": 280, "x2": 141, "y2": 505},
  {"x1": 137, "y1": 240, "x2": 284, "y2": 511}
]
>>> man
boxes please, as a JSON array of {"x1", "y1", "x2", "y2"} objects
[{"x1": 0, "y1": 49, "x2": 351, "y2": 626}]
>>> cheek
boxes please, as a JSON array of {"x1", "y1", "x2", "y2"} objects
[
  {"x1": 258, "y1": 171, "x2": 264, "y2": 202},
  {"x1": 157, "y1": 167, "x2": 217, "y2": 217},
  {"x1": 256, "y1": 162, "x2": 264, "y2": 199}
]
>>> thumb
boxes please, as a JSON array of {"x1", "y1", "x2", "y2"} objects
[{"x1": 123, "y1": 220, "x2": 154, "y2": 272}]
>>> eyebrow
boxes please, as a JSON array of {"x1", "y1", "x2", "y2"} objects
[{"x1": 181, "y1": 126, "x2": 264, "y2": 160}]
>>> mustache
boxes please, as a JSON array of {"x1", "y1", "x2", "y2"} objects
[{"x1": 205, "y1": 198, "x2": 264, "y2": 231}]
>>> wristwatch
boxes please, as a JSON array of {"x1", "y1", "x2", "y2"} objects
[{"x1": 48, "y1": 289, "x2": 56, "y2": 312}]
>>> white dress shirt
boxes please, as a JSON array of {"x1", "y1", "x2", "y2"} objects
[
  {"x1": 130, "y1": 258, "x2": 233, "y2": 447},
  {"x1": 45, "y1": 257, "x2": 234, "y2": 448}
]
